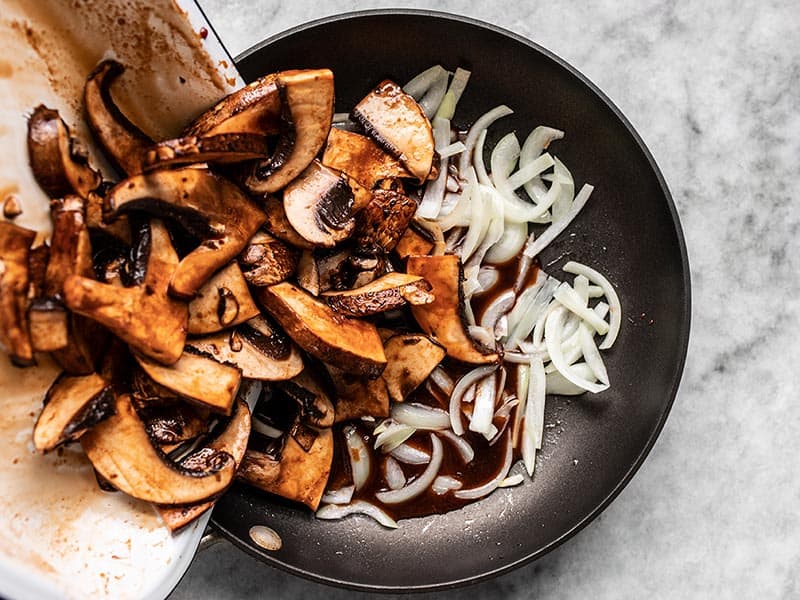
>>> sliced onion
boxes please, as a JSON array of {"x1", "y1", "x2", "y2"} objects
[
  {"x1": 520, "y1": 126, "x2": 565, "y2": 203},
  {"x1": 467, "y1": 325, "x2": 495, "y2": 349},
  {"x1": 432, "y1": 475, "x2": 463, "y2": 495},
  {"x1": 375, "y1": 433, "x2": 443, "y2": 505},
  {"x1": 545, "y1": 306, "x2": 608, "y2": 394},
  {"x1": 384, "y1": 456, "x2": 406, "y2": 490},
  {"x1": 551, "y1": 156, "x2": 575, "y2": 221},
  {"x1": 435, "y1": 67, "x2": 471, "y2": 120},
  {"x1": 468, "y1": 372, "x2": 497, "y2": 438},
  {"x1": 522, "y1": 183, "x2": 594, "y2": 259},
  {"x1": 454, "y1": 434, "x2": 513, "y2": 500},
  {"x1": 460, "y1": 183, "x2": 491, "y2": 261},
  {"x1": 418, "y1": 70, "x2": 450, "y2": 117},
  {"x1": 449, "y1": 365, "x2": 498, "y2": 435},
  {"x1": 506, "y1": 153, "x2": 555, "y2": 193},
  {"x1": 438, "y1": 174, "x2": 473, "y2": 231},
  {"x1": 485, "y1": 220, "x2": 528, "y2": 265},
  {"x1": 579, "y1": 323, "x2": 610, "y2": 385},
  {"x1": 459, "y1": 105, "x2": 513, "y2": 176},
  {"x1": 417, "y1": 117, "x2": 452, "y2": 219},
  {"x1": 321, "y1": 485, "x2": 355, "y2": 505},
  {"x1": 438, "y1": 141, "x2": 466, "y2": 158},
  {"x1": 392, "y1": 402, "x2": 450, "y2": 430},
  {"x1": 490, "y1": 134, "x2": 555, "y2": 223},
  {"x1": 239, "y1": 380, "x2": 263, "y2": 411},
  {"x1": 521, "y1": 355, "x2": 544, "y2": 476},
  {"x1": 545, "y1": 362, "x2": 597, "y2": 395},
  {"x1": 332, "y1": 112, "x2": 351, "y2": 123},
  {"x1": 506, "y1": 275, "x2": 560, "y2": 349},
  {"x1": 512, "y1": 363, "x2": 530, "y2": 448},
  {"x1": 498, "y1": 473, "x2": 524, "y2": 488},
  {"x1": 390, "y1": 442, "x2": 431, "y2": 465},
  {"x1": 374, "y1": 420, "x2": 416, "y2": 453},
  {"x1": 553, "y1": 282, "x2": 609, "y2": 336},
  {"x1": 476, "y1": 266, "x2": 500, "y2": 292},
  {"x1": 344, "y1": 425, "x2": 371, "y2": 490},
  {"x1": 316, "y1": 500, "x2": 398, "y2": 529},
  {"x1": 252, "y1": 417, "x2": 282, "y2": 439},
  {"x1": 562, "y1": 261, "x2": 622, "y2": 349},
  {"x1": 464, "y1": 186, "x2": 505, "y2": 269},
  {"x1": 439, "y1": 429, "x2": 475, "y2": 463},
  {"x1": 404, "y1": 65, "x2": 446, "y2": 98},
  {"x1": 473, "y1": 129, "x2": 492, "y2": 186},
  {"x1": 428, "y1": 366, "x2": 454, "y2": 396}
]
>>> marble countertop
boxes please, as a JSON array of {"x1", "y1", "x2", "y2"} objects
[{"x1": 172, "y1": 1, "x2": 800, "y2": 598}]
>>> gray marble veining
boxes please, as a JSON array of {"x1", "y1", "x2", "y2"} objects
[{"x1": 172, "y1": 1, "x2": 800, "y2": 598}]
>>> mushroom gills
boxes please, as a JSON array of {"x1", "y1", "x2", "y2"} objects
[
  {"x1": 144, "y1": 133, "x2": 271, "y2": 169},
  {"x1": 321, "y1": 272, "x2": 434, "y2": 317}
]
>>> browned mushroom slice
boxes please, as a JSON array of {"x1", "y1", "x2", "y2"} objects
[
  {"x1": 144, "y1": 133, "x2": 271, "y2": 169},
  {"x1": 261, "y1": 195, "x2": 314, "y2": 250},
  {"x1": 321, "y1": 272, "x2": 434, "y2": 317},
  {"x1": 63, "y1": 219, "x2": 188, "y2": 365},
  {"x1": 81, "y1": 393, "x2": 235, "y2": 505},
  {"x1": 240, "y1": 426, "x2": 333, "y2": 511},
  {"x1": 394, "y1": 224, "x2": 435, "y2": 259},
  {"x1": 28, "y1": 298, "x2": 69, "y2": 352},
  {"x1": 32, "y1": 372, "x2": 114, "y2": 452},
  {"x1": 27, "y1": 105, "x2": 102, "y2": 199},
  {"x1": 326, "y1": 364, "x2": 390, "y2": 423},
  {"x1": 406, "y1": 255, "x2": 499, "y2": 364},
  {"x1": 244, "y1": 69, "x2": 335, "y2": 194},
  {"x1": 295, "y1": 249, "x2": 319, "y2": 296},
  {"x1": 277, "y1": 369, "x2": 334, "y2": 428},
  {"x1": 282, "y1": 160, "x2": 355, "y2": 247},
  {"x1": 84, "y1": 60, "x2": 153, "y2": 176},
  {"x1": 382, "y1": 334, "x2": 447, "y2": 403},
  {"x1": 186, "y1": 318, "x2": 304, "y2": 382},
  {"x1": 134, "y1": 350, "x2": 241, "y2": 416},
  {"x1": 353, "y1": 188, "x2": 418, "y2": 254},
  {"x1": 322, "y1": 128, "x2": 413, "y2": 190},
  {"x1": 105, "y1": 167, "x2": 266, "y2": 298},
  {"x1": 187, "y1": 262, "x2": 260, "y2": 335},
  {"x1": 350, "y1": 79, "x2": 435, "y2": 182},
  {"x1": 256, "y1": 281, "x2": 387, "y2": 378},
  {"x1": 136, "y1": 401, "x2": 210, "y2": 446},
  {"x1": 238, "y1": 230, "x2": 299, "y2": 287},
  {"x1": 157, "y1": 397, "x2": 252, "y2": 531},
  {"x1": 0, "y1": 221, "x2": 36, "y2": 366}
]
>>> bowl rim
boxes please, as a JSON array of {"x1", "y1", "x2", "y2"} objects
[{"x1": 213, "y1": 8, "x2": 692, "y2": 592}]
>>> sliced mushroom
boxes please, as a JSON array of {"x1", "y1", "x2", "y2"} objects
[
  {"x1": 28, "y1": 298, "x2": 69, "y2": 352},
  {"x1": 295, "y1": 249, "x2": 319, "y2": 296},
  {"x1": 350, "y1": 79, "x2": 435, "y2": 182},
  {"x1": 238, "y1": 230, "x2": 299, "y2": 287},
  {"x1": 260, "y1": 195, "x2": 314, "y2": 250},
  {"x1": 27, "y1": 105, "x2": 101, "y2": 199},
  {"x1": 136, "y1": 401, "x2": 210, "y2": 446},
  {"x1": 242, "y1": 69, "x2": 334, "y2": 194},
  {"x1": 322, "y1": 128, "x2": 413, "y2": 190},
  {"x1": 381, "y1": 334, "x2": 446, "y2": 403},
  {"x1": 0, "y1": 221, "x2": 36, "y2": 366},
  {"x1": 3, "y1": 195, "x2": 23, "y2": 219},
  {"x1": 187, "y1": 262, "x2": 260, "y2": 335},
  {"x1": 144, "y1": 133, "x2": 271, "y2": 169},
  {"x1": 326, "y1": 364, "x2": 390, "y2": 423},
  {"x1": 394, "y1": 224, "x2": 435, "y2": 259},
  {"x1": 134, "y1": 350, "x2": 242, "y2": 415},
  {"x1": 63, "y1": 219, "x2": 189, "y2": 365},
  {"x1": 186, "y1": 319, "x2": 304, "y2": 382},
  {"x1": 406, "y1": 255, "x2": 500, "y2": 364},
  {"x1": 84, "y1": 60, "x2": 153, "y2": 175},
  {"x1": 85, "y1": 188, "x2": 132, "y2": 244},
  {"x1": 353, "y1": 188, "x2": 418, "y2": 254},
  {"x1": 239, "y1": 426, "x2": 333, "y2": 511},
  {"x1": 256, "y1": 281, "x2": 387, "y2": 378},
  {"x1": 33, "y1": 372, "x2": 115, "y2": 452},
  {"x1": 105, "y1": 167, "x2": 266, "y2": 298},
  {"x1": 157, "y1": 397, "x2": 252, "y2": 531},
  {"x1": 321, "y1": 272, "x2": 434, "y2": 317},
  {"x1": 80, "y1": 393, "x2": 236, "y2": 505},
  {"x1": 282, "y1": 160, "x2": 355, "y2": 247},
  {"x1": 276, "y1": 369, "x2": 334, "y2": 428}
]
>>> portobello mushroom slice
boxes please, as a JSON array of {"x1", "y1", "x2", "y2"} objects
[
  {"x1": 394, "y1": 224, "x2": 435, "y2": 259},
  {"x1": 136, "y1": 401, "x2": 210, "y2": 447},
  {"x1": 0, "y1": 221, "x2": 36, "y2": 366},
  {"x1": 282, "y1": 160, "x2": 355, "y2": 247},
  {"x1": 244, "y1": 69, "x2": 335, "y2": 194},
  {"x1": 256, "y1": 281, "x2": 387, "y2": 378},
  {"x1": 186, "y1": 318, "x2": 304, "y2": 381},
  {"x1": 277, "y1": 369, "x2": 335, "y2": 428},
  {"x1": 350, "y1": 79, "x2": 435, "y2": 182},
  {"x1": 187, "y1": 262, "x2": 260, "y2": 335},
  {"x1": 321, "y1": 272, "x2": 434, "y2": 317},
  {"x1": 322, "y1": 128, "x2": 413, "y2": 190},
  {"x1": 406, "y1": 255, "x2": 500, "y2": 364},
  {"x1": 353, "y1": 188, "x2": 418, "y2": 254},
  {"x1": 381, "y1": 334, "x2": 447, "y2": 403},
  {"x1": 261, "y1": 196, "x2": 314, "y2": 250},
  {"x1": 33, "y1": 372, "x2": 115, "y2": 452},
  {"x1": 238, "y1": 230, "x2": 299, "y2": 287},
  {"x1": 80, "y1": 393, "x2": 236, "y2": 505},
  {"x1": 27, "y1": 105, "x2": 101, "y2": 199},
  {"x1": 84, "y1": 60, "x2": 153, "y2": 175},
  {"x1": 156, "y1": 397, "x2": 252, "y2": 531},
  {"x1": 63, "y1": 219, "x2": 188, "y2": 365},
  {"x1": 144, "y1": 133, "x2": 271, "y2": 169},
  {"x1": 326, "y1": 364, "x2": 390, "y2": 423},
  {"x1": 105, "y1": 167, "x2": 266, "y2": 298},
  {"x1": 134, "y1": 350, "x2": 241, "y2": 416},
  {"x1": 240, "y1": 426, "x2": 333, "y2": 511}
]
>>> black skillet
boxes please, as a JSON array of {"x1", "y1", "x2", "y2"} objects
[{"x1": 207, "y1": 9, "x2": 691, "y2": 592}]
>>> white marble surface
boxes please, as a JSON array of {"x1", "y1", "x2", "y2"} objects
[{"x1": 171, "y1": 1, "x2": 800, "y2": 598}]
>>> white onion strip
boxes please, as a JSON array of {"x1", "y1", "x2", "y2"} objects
[
  {"x1": 545, "y1": 306, "x2": 609, "y2": 394},
  {"x1": 579, "y1": 323, "x2": 610, "y2": 385},
  {"x1": 449, "y1": 365, "x2": 498, "y2": 435},
  {"x1": 432, "y1": 475, "x2": 463, "y2": 495},
  {"x1": 438, "y1": 141, "x2": 466, "y2": 158},
  {"x1": 523, "y1": 183, "x2": 594, "y2": 259},
  {"x1": 459, "y1": 105, "x2": 514, "y2": 175},
  {"x1": 316, "y1": 500, "x2": 398, "y2": 529},
  {"x1": 344, "y1": 425, "x2": 371, "y2": 490},
  {"x1": 562, "y1": 261, "x2": 622, "y2": 349},
  {"x1": 384, "y1": 456, "x2": 406, "y2": 490},
  {"x1": 520, "y1": 126, "x2": 565, "y2": 202},
  {"x1": 373, "y1": 421, "x2": 416, "y2": 452},
  {"x1": 390, "y1": 442, "x2": 431, "y2": 465},
  {"x1": 417, "y1": 116, "x2": 452, "y2": 219},
  {"x1": 375, "y1": 434, "x2": 443, "y2": 505},
  {"x1": 392, "y1": 402, "x2": 450, "y2": 430},
  {"x1": 468, "y1": 372, "x2": 497, "y2": 438},
  {"x1": 429, "y1": 366, "x2": 454, "y2": 395},
  {"x1": 553, "y1": 282, "x2": 610, "y2": 335},
  {"x1": 321, "y1": 485, "x2": 355, "y2": 505},
  {"x1": 454, "y1": 434, "x2": 513, "y2": 500},
  {"x1": 439, "y1": 430, "x2": 475, "y2": 463}
]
